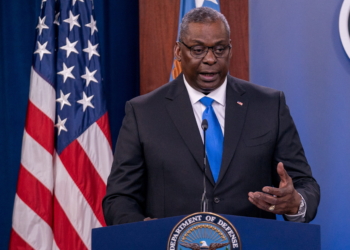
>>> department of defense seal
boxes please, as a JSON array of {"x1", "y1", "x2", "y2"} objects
[
  {"x1": 167, "y1": 212, "x2": 241, "y2": 250},
  {"x1": 339, "y1": 0, "x2": 350, "y2": 58}
]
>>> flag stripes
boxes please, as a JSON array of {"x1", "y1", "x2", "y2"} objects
[
  {"x1": 77, "y1": 121, "x2": 113, "y2": 183},
  {"x1": 52, "y1": 240, "x2": 60, "y2": 250},
  {"x1": 59, "y1": 141, "x2": 107, "y2": 226},
  {"x1": 16, "y1": 165, "x2": 53, "y2": 227},
  {"x1": 29, "y1": 68, "x2": 56, "y2": 122},
  {"x1": 10, "y1": 229, "x2": 35, "y2": 250},
  {"x1": 96, "y1": 113, "x2": 113, "y2": 149},
  {"x1": 25, "y1": 101, "x2": 55, "y2": 155},
  {"x1": 12, "y1": 195, "x2": 54, "y2": 249},
  {"x1": 53, "y1": 197, "x2": 89, "y2": 250},
  {"x1": 54, "y1": 154, "x2": 102, "y2": 246},
  {"x1": 21, "y1": 131, "x2": 53, "y2": 191}
]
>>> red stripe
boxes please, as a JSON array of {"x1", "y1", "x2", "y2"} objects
[
  {"x1": 16, "y1": 164, "x2": 53, "y2": 228},
  {"x1": 53, "y1": 197, "x2": 88, "y2": 250},
  {"x1": 59, "y1": 140, "x2": 107, "y2": 226},
  {"x1": 25, "y1": 101, "x2": 54, "y2": 155},
  {"x1": 9, "y1": 229, "x2": 35, "y2": 250},
  {"x1": 96, "y1": 113, "x2": 112, "y2": 149}
]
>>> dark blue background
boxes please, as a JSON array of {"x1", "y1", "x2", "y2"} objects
[{"x1": 0, "y1": 1, "x2": 139, "y2": 249}]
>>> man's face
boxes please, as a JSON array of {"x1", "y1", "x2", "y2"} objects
[{"x1": 175, "y1": 21, "x2": 231, "y2": 93}]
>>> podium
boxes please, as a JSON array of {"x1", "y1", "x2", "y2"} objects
[{"x1": 92, "y1": 214, "x2": 320, "y2": 249}]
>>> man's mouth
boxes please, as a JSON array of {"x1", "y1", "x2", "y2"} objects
[{"x1": 199, "y1": 72, "x2": 218, "y2": 81}]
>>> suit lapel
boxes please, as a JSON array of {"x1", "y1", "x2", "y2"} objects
[
  {"x1": 165, "y1": 75, "x2": 215, "y2": 186},
  {"x1": 216, "y1": 76, "x2": 248, "y2": 185}
]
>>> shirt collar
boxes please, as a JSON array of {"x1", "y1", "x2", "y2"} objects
[{"x1": 183, "y1": 74, "x2": 227, "y2": 107}]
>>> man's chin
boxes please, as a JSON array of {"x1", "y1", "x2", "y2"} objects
[
  {"x1": 186, "y1": 77, "x2": 224, "y2": 93},
  {"x1": 197, "y1": 81, "x2": 223, "y2": 93}
]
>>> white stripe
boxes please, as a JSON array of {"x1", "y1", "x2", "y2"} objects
[
  {"x1": 12, "y1": 195, "x2": 53, "y2": 250},
  {"x1": 54, "y1": 153, "x2": 102, "y2": 249},
  {"x1": 21, "y1": 130, "x2": 53, "y2": 191},
  {"x1": 52, "y1": 239, "x2": 60, "y2": 250},
  {"x1": 29, "y1": 67, "x2": 56, "y2": 122},
  {"x1": 77, "y1": 122, "x2": 113, "y2": 184}
]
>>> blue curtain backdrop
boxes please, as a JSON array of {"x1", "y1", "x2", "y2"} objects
[
  {"x1": 250, "y1": 0, "x2": 350, "y2": 249},
  {"x1": 0, "y1": 0, "x2": 139, "y2": 249}
]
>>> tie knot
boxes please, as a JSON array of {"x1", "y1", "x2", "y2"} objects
[{"x1": 200, "y1": 97, "x2": 214, "y2": 107}]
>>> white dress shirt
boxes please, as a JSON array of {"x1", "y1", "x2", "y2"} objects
[
  {"x1": 183, "y1": 75, "x2": 227, "y2": 140},
  {"x1": 182, "y1": 75, "x2": 306, "y2": 222}
]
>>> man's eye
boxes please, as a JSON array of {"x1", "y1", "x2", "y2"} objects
[
  {"x1": 192, "y1": 47, "x2": 205, "y2": 54},
  {"x1": 214, "y1": 46, "x2": 225, "y2": 53}
]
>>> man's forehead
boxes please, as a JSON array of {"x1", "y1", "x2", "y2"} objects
[
  {"x1": 187, "y1": 21, "x2": 224, "y2": 30},
  {"x1": 183, "y1": 21, "x2": 229, "y2": 43}
]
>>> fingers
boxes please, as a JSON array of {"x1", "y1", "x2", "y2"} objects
[
  {"x1": 248, "y1": 191, "x2": 294, "y2": 214},
  {"x1": 248, "y1": 190, "x2": 289, "y2": 205},
  {"x1": 248, "y1": 162, "x2": 301, "y2": 214},
  {"x1": 262, "y1": 186, "x2": 285, "y2": 197},
  {"x1": 248, "y1": 191, "x2": 278, "y2": 213},
  {"x1": 143, "y1": 217, "x2": 158, "y2": 221},
  {"x1": 277, "y1": 162, "x2": 289, "y2": 184}
]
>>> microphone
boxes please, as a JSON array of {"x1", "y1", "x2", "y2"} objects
[
  {"x1": 201, "y1": 119, "x2": 208, "y2": 131},
  {"x1": 201, "y1": 119, "x2": 209, "y2": 212}
]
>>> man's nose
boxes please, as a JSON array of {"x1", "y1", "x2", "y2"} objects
[{"x1": 202, "y1": 48, "x2": 217, "y2": 64}]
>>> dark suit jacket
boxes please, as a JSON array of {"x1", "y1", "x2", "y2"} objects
[{"x1": 103, "y1": 74, "x2": 320, "y2": 225}]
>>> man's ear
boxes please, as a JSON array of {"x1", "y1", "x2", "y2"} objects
[
  {"x1": 228, "y1": 39, "x2": 232, "y2": 59},
  {"x1": 174, "y1": 42, "x2": 181, "y2": 61}
]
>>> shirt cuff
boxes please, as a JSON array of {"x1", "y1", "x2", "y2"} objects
[{"x1": 284, "y1": 193, "x2": 306, "y2": 222}]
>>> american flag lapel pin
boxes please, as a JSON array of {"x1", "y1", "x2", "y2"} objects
[{"x1": 237, "y1": 101, "x2": 243, "y2": 106}]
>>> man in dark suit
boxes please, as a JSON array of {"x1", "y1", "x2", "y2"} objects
[{"x1": 103, "y1": 7, "x2": 320, "y2": 225}]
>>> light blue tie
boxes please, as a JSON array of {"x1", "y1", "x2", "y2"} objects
[{"x1": 200, "y1": 97, "x2": 223, "y2": 182}]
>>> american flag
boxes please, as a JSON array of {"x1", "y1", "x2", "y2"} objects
[{"x1": 9, "y1": 0, "x2": 113, "y2": 249}]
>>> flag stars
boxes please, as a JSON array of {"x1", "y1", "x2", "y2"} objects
[
  {"x1": 81, "y1": 67, "x2": 98, "y2": 86},
  {"x1": 63, "y1": 11, "x2": 81, "y2": 31},
  {"x1": 77, "y1": 92, "x2": 94, "y2": 111},
  {"x1": 54, "y1": 12, "x2": 60, "y2": 26},
  {"x1": 55, "y1": 115, "x2": 68, "y2": 135},
  {"x1": 41, "y1": 0, "x2": 47, "y2": 9},
  {"x1": 56, "y1": 90, "x2": 71, "y2": 110},
  {"x1": 57, "y1": 63, "x2": 75, "y2": 83},
  {"x1": 36, "y1": 16, "x2": 49, "y2": 35},
  {"x1": 83, "y1": 40, "x2": 100, "y2": 60},
  {"x1": 34, "y1": 41, "x2": 51, "y2": 60},
  {"x1": 60, "y1": 38, "x2": 78, "y2": 58},
  {"x1": 73, "y1": 0, "x2": 84, "y2": 6},
  {"x1": 85, "y1": 15, "x2": 98, "y2": 35}
]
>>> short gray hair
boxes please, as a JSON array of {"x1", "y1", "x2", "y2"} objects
[{"x1": 179, "y1": 7, "x2": 230, "y2": 41}]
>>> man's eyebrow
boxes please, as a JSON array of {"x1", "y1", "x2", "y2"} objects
[{"x1": 189, "y1": 39, "x2": 227, "y2": 45}]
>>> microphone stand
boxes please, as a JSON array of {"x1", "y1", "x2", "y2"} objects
[{"x1": 201, "y1": 119, "x2": 208, "y2": 212}]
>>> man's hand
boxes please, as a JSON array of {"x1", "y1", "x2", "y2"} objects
[
  {"x1": 248, "y1": 162, "x2": 301, "y2": 215},
  {"x1": 143, "y1": 217, "x2": 158, "y2": 221}
]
